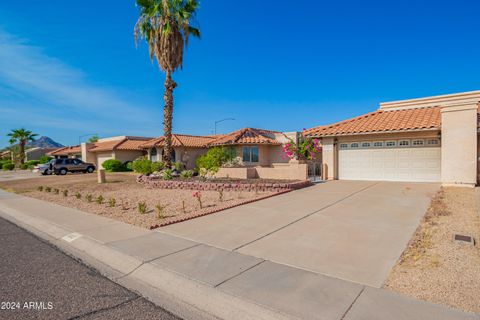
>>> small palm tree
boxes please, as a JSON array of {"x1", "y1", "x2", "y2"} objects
[
  {"x1": 7, "y1": 128, "x2": 38, "y2": 164},
  {"x1": 134, "y1": 0, "x2": 200, "y2": 167}
]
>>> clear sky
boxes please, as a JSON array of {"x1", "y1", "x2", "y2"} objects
[{"x1": 1, "y1": 1, "x2": 480, "y2": 148}]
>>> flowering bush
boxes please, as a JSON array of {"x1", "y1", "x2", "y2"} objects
[{"x1": 282, "y1": 137, "x2": 321, "y2": 161}]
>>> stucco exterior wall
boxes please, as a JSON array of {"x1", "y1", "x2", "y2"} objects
[
  {"x1": 321, "y1": 137, "x2": 336, "y2": 180},
  {"x1": 335, "y1": 130, "x2": 440, "y2": 143},
  {"x1": 215, "y1": 167, "x2": 257, "y2": 179},
  {"x1": 441, "y1": 104, "x2": 478, "y2": 187},
  {"x1": 81, "y1": 143, "x2": 97, "y2": 165},
  {"x1": 113, "y1": 150, "x2": 145, "y2": 163},
  {"x1": 96, "y1": 152, "x2": 114, "y2": 169},
  {"x1": 255, "y1": 163, "x2": 308, "y2": 180}
]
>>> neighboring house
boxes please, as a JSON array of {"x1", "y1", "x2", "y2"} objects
[
  {"x1": 140, "y1": 134, "x2": 218, "y2": 169},
  {"x1": 48, "y1": 145, "x2": 82, "y2": 159},
  {"x1": 305, "y1": 90, "x2": 480, "y2": 187},
  {"x1": 0, "y1": 150, "x2": 11, "y2": 160},
  {"x1": 81, "y1": 136, "x2": 151, "y2": 168},
  {"x1": 25, "y1": 147, "x2": 57, "y2": 161}
]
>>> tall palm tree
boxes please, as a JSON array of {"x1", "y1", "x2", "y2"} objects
[
  {"x1": 7, "y1": 128, "x2": 38, "y2": 164},
  {"x1": 134, "y1": 0, "x2": 200, "y2": 167}
]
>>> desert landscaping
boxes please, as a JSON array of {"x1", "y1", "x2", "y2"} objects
[
  {"x1": 385, "y1": 187, "x2": 480, "y2": 313},
  {"x1": 0, "y1": 172, "x2": 277, "y2": 229}
]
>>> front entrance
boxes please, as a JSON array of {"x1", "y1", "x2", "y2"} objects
[{"x1": 307, "y1": 161, "x2": 322, "y2": 182}]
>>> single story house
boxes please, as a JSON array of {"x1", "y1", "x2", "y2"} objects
[
  {"x1": 305, "y1": 90, "x2": 480, "y2": 187},
  {"x1": 81, "y1": 136, "x2": 151, "y2": 168},
  {"x1": 48, "y1": 145, "x2": 82, "y2": 159},
  {"x1": 25, "y1": 147, "x2": 57, "y2": 161},
  {"x1": 208, "y1": 128, "x2": 309, "y2": 180},
  {"x1": 140, "y1": 134, "x2": 218, "y2": 169}
]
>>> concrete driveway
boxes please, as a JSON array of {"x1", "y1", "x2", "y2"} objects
[{"x1": 161, "y1": 180, "x2": 439, "y2": 287}]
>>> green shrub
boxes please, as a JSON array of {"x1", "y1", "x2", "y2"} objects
[
  {"x1": 138, "y1": 201, "x2": 147, "y2": 214},
  {"x1": 132, "y1": 157, "x2": 153, "y2": 175},
  {"x1": 96, "y1": 195, "x2": 104, "y2": 204},
  {"x1": 102, "y1": 159, "x2": 125, "y2": 172},
  {"x1": 173, "y1": 162, "x2": 185, "y2": 172},
  {"x1": 37, "y1": 186, "x2": 43, "y2": 191},
  {"x1": 180, "y1": 170, "x2": 194, "y2": 179},
  {"x1": 108, "y1": 198, "x2": 116, "y2": 207},
  {"x1": 155, "y1": 203, "x2": 166, "y2": 219},
  {"x1": 125, "y1": 161, "x2": 133, "y2": 171},
  {"x1": 20, "y1": 163, "x2": 28, "y2": 170},
  {"x1": 75, "y1": 192, "x2": 82, "y2": 199},
  {"x1": 86, "y1": 194, "x2": 93, "y2": 202},
  {"x1": 160, "y1": 168, "x2": 173, "y2": 180},
  {"x1": 25, "y1": 160, "x2": 40, "y2": 166},
  {"x1": 39, "y1": 155, "x2": 52, "y2": 164},
  {"x1": 45, "y1": 187, "x2": 51, "y2": 192},
  {"x1": 151, "y1": 161, "x2": 165, "y2": 172},
  {"x1": 62, "y1": 190, "x2": 68, "y2": 197},
  {"x1": 2, "y1": 162, "x2": 14, "y2": 171},
  {"x1": 53, "y1": 188, "x2": 59, "y2": 194},
  {"x1": 196, "y1": 147, "x2": 234, "y2": 176}
]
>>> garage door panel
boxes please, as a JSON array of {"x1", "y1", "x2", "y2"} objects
[{"x1": 338, "y1": 146, "x2": 440, "y2": 182}]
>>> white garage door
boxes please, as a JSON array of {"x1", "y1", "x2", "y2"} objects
[
  {"x1": 96, "y1": 152, "x2": 113, "y2": 169},
  {"x1": 338, "y1": 138, "x2": 441, "y2": 182}
]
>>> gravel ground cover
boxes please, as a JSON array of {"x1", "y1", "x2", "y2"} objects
[
  {"x1": 0, "y1": 172, "x2": 274, "y2": 229},
  {"x1": 385, "y1": 187, "x2": 480, "y2": 314}
]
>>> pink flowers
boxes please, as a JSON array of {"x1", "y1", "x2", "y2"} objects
[
  {"x1": 282, "y1": 137, "x2": 322, "y2": 161},
  {"x1": 193, "y1": 191, "x2": 203, "y2": 208}
]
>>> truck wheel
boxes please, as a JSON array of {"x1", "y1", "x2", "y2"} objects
[
  {"x1": 59, "y1": 168, "x2": 68, "y2": 175},
  {"x1": 86, "y1": 166, "x2": 94, "y2": 173}
]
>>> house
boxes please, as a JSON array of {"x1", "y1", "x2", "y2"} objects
[
  {"x1": 48, "y1": 145, "x2": 82, "y2": 159},
  {"x1": 140, "y1": 134, "x2": 218, "y2": 169},
  {"x1": 25, "y1": 147, "x2": 57, "y2": 161},
  {"x1": 208, "y1": 128, "x2": 309, "y2": 180},
  {"x1": 305, "y1": 90, "x2": 480, "y2": 187},
  {"x1": 81, "y1": 136, "x2": 151, "y2": 168}
]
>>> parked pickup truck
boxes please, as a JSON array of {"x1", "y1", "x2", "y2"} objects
[{"x1": 33, "y1": 158, "x2": 95, "y2": 175}]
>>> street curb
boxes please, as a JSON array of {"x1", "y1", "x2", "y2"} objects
[{"x1": 0, "y1": 193, "x2": 295, "y2": 320}]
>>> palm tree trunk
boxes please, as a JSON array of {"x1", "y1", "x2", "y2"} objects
[
  {"x1": 19, "y1": 141, "x2": 25, "y2": 164},
  {"x1": 163, "y1": 70, "x2": 177, "y2": 168}
]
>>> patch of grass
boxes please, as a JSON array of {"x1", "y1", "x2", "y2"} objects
[
  {"x1": 37, "y1": 186, "x2": 43, "y2": 191},
  {"x1": 75, "y1": 192, "x2": 82, "y2": 199},
  {"x1": 155, "y1": 203, "x2": 167, "y2": 219},
  {"x1": 53, "y1": 188, "x2": 59, "y2": 195},
  {"x1": 86, "y1": 194, "x2": 93, "y2": 202},
  {"x1": 45, "y1": 187, "x2": 51, "y2": 192},
  {"x1": 218, "y1": 190, "x2": 224, "y2": 202},
  {"x1": 62, "y1": 190, "x2": 68, "y2": 197}
]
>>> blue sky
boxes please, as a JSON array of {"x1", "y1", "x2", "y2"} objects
[{"x1": 1, "y1": 1, "x2": 480, "y2": 148}]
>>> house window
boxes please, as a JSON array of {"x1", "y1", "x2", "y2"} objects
[
  {"x1": 412, "y1": 139, "x2": 424, "y2": 146},
  {"x1": 242, "y1": 146, "x2": 259, "y2": 163},
  {"x1": 373, "y1": 141, "x2": 383, "y2": 147},
  {"x1": 350, "y1": 143, "x2": 359, "y2": 148},
  {"x1": 150, "y1": 148, "x2": 158, "y2": 162},
  {"x1": 385, "y1": 141, "x2": 396, "y2": 147},
  {"x1": 361, "y1": 142, "x2": 371, "y2": 148},
  {"x1": 398, "y1": 140, "x2": 410, "y2": 147},
  {"x1": 427, "y1": 139, "x2": 440, "y2": 146},
  {"x1": 339, "y1": 143, "x2": 349, "y2": 149}
]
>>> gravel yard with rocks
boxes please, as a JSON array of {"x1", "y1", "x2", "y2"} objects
[
  {"x1": 385, "y1": 187, "x2": 480, "y2": 314},
  {"x1": 0, "y1": 172, "x2": 275, "y2": 229}
]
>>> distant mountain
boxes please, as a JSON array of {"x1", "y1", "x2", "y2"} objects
[{"x1": 28, "y1": 136, "x2": 64, "y2": 149}]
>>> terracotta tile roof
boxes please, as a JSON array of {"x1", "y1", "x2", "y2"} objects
[
  {"x1": 304, "y1": 106, "x2": 442, "y2": 137},
  {"x1": 48, "y1": 145, "x2": 81, "y2": 156},
  {"x1": 208, "y1": 128, "x2": 282, "y2": 146},
  {"x1": 140, "y1": 134, "x2": 216, "y2": 149},
  {"x1": 89, "y1": 137, "x2": 151, "y2": 152}
]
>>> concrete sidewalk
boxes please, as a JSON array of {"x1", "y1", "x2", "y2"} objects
[{"x1": 0, "y1": 190, "x2": 477, "y2": 320}]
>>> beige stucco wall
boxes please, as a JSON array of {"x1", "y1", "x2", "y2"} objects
[
  {"x1": 81, "y1": 143, "x2": 97, "y2": 165},
  {"x1": 255, "y1": 163, "x2": 308, "y2": 180},
  {"x1": 113, "y1": 150, "x2": 145, "y2": 163},
  {"x1": 441, "y1": 104, "x2": 478, "y2": 187},
  {"x1": 96, "y1": 152, "x2": 114, "y2": 169},
  {"x1": 216, "y1": 167, "x2": 256, "y2": 179},
  {"x1": 321, "y1": 137, "x2": 336, "y2": 180}
]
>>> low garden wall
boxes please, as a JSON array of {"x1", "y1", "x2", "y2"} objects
[
  {"x1": 138, "y1": 175, "x2": 312, "y2": 192},
  {"x1": 216, "y1": 163, "x2": 308, "y2": 181}
]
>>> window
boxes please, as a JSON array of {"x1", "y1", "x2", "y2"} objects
[
  {"x1": 65, "y1": 159, "x2": 74, "y2": 165},
  {"x1": 373, "y1": 141, "x2": 383, "y2": 147},
  {"x1": 385, "y1": 141, "x2": 396, "y2": 147},
  {"x1": 150, "y1": 148, "x2": 158, "y2": 162},
  {"x1": 412, "y1": 139, "x2": 424, "y2": 146},
  {"x1": 160, "y1": 149, "x2": 176, "y2": 162},
  {"x1": 361, "y1": 142, "x2": 371, "y2": 148},
  {"x1": 398, "y1": 140, "x2": 410, "y2": 147},
  {"x1": 350, "y1": 143, "x2": 359, "y2": 148},
  {"x1": 427, "y1": 139, "x2": 440, "y2": 146},
  {"x1": 73, "y1": 159, "x2": 83, "y2": 165},
  {"x1": 339, "y1": 143, "x2": 348, "y2": 149},
  {"x1": 242, "y1": 146, "x2": 259, "y2": 162}
]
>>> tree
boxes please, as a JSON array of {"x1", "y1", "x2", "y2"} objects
[
  {"x1": 7, "y1": 128, "x2": 38, "y2": 164},
  {"x1": 134, "y1": 0, "x2": 200, "y2": 167},
  {"x1": 87, "y1": 135, "x2": 99, "y2": 143}
]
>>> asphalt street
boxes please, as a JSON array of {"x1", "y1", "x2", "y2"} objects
[{"x1": 0, "y1": 217, "x2": 180, "y2": 320}]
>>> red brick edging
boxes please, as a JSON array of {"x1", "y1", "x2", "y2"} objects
[{"x1": 149, "y1": 189, "x2": 293, "y2": 229}]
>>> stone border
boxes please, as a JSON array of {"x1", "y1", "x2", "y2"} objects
[
  {"x1": 149, "y1": 190, "x2": 292, "y2": 229},
  {"x1": 138, "y1": 175, "x2": 312, "y2": 193}
]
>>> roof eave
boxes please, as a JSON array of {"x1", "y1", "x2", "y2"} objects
[{"x1": 306, "y1": 127, "x2": 441, "y2": 138}]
